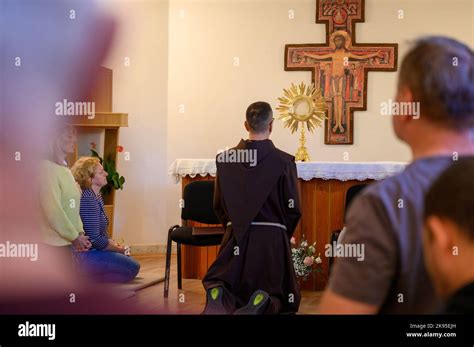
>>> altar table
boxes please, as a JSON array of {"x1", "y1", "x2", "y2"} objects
[{"x1": 169, "y1": 159, "x2": 407, "y2": 291}]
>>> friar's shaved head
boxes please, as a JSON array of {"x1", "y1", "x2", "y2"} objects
[{"x1": 245, "y1": 101, "x2": 273, "y2": 133}]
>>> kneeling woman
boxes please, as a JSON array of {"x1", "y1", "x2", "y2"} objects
[{"x1": 71, "y1": 157, "x2": 140, "y2": 283}]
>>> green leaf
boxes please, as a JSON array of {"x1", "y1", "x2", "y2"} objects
[
  {"x1": 112, "y1": 175, "x2": 119, "y2": 188},
  {"x1": 101, "y1": 184, "x2": 111, "y2": 197},
  {"x1": 90, "y1": 149, "x2": 103, "y2": 165},
  {"x1": 104, "y1": 161, "x2": 111, "y2": 173},
  {"x1": 118, "y1": 176, "x2": 125, "y2": 190}
]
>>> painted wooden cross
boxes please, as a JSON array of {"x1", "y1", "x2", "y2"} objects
[{"x1": 285, "y1": 0, "x2": 397, "y2": 144}]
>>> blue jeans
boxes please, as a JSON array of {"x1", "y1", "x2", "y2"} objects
[{"x1": 75, "y1": 249, "x2": 140, "y2": 283}]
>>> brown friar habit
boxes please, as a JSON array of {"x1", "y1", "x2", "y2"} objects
[{"x1": 203, "y1": 139, "x2": 301, "y2": 314}]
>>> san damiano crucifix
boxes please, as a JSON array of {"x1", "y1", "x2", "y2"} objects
[{"x1": 285, "y1": 0, "x2": 398, "y2": 144}]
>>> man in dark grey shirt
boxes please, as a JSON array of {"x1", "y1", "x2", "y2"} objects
[{"x1": 318, "y1": 36, "x2": 474, "y2": 314}]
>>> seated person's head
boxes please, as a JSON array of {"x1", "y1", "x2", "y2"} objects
[
  {"x1": 245, "y1": 101, "x2": 274, "y2": 137},
  {"x1": 71, "y1": 157, "x2": 108, "y2": 190},
  {"x1": 48, "y1": 124, "x2": 77, "y2": 164},
  {"x1": 393, "y1": 36, "x2": 473, "y2": 144},
  {"x1": 423, "y1": 157, "x2": 474, "y2": 298}
]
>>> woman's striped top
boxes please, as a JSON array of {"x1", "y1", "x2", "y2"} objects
[{"x1": 79, "y1": 188, "x2": 110, "y2": 250}]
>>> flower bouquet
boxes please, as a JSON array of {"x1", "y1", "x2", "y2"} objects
[{"x1": 291, "y1": 235, "x2": 322, "y2": 281}]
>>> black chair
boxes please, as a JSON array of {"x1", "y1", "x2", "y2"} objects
[
  {"x1": 328, "y1": 184, "x2": 368, "y2": 274},
  {"x1": 164, "y1": 180, "x2": 224, "y2": 298}
]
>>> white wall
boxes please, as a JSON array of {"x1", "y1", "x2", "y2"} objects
[
  {"x1": 98, "y1": 0, "x2": 474, "y2": 247},
  {"x1": 99, "y1": 0, "x2": 170, "y2": 246}
]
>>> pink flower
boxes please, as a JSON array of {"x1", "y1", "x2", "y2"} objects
[
  {"x1": 303, "y1": 256, "x2": 314, "y2": 266},
  {"x1": 90, "y1": 142, "x2": 97, "y2": 149},
  {"x1": 117, "y1": 145, "x2": 124, "y2": 153},
  {"x1": 290, "y1": 237, "x2": 296, "y2": 245}
]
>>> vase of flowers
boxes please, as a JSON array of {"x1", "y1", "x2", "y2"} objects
[{"x1": 291, "y1": 235, "x2": 322, "y2": 281}]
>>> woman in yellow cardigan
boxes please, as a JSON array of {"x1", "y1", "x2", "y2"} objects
[{"x1": 40, "y1": 124, "x2": 91, "y2": 256}]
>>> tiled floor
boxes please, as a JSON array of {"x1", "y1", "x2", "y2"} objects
[{"x1": 128, "y1": 254, "x2": 322, "y2": 314}]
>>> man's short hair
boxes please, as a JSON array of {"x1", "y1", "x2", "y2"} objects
[
  {"x1": 424, "y1": 157, "x2": 474, "y2": 240},
  {"x1": 246, "y1": 101, "x2": 273, "y2": 133},
  {"x1": 398, "y1": 36, "x2": 474, "y2": 130}
]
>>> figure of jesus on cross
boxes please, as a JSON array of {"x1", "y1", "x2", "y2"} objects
[
  {"x1": 285, "y1": 0, "x2": 397, "y2": 145},
  {"x1": 298, "y1": 31, "x2": 384, "y2": 135}
]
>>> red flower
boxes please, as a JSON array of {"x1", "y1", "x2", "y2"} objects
[
  {"x1": 90, "y1": 142, "x2": 97, "y2": 149},
  {"x1": 117, "y1": 145, "x2": 124, "y2": 153}
]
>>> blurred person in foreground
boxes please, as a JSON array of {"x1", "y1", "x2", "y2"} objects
[
  {"x1": 423, "y1": 157, "x2": 474, "y2": 314},
  {"x1": 318, "y1": 36, "x2": 474, "y2": 314},
  {"x1": 0, "y1": 0, "x2": 145, "y2": 314}
]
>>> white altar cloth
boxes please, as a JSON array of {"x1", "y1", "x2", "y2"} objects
[{"x1": 168, "y1": 159, "x2": 407, "y2": 183}]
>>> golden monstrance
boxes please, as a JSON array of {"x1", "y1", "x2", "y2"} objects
[{"x1": 277, "y1": 82, "x2": 326, "y2": 161}]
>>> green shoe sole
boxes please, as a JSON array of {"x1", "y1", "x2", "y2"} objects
[
  {"x1": 233, "y1": 290, "x2": 270, "y2": 315},
  {"x1": 203, "y1": 286, "x2": 227, "y2": 315}
]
